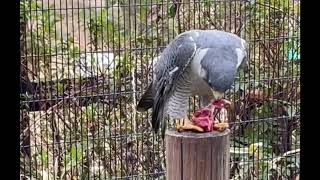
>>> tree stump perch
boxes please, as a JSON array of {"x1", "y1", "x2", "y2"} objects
[{"x1": 165, "y1": 129, "x2": 230, "y2": 180}]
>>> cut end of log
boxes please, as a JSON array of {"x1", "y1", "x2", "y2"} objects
[{"x1": 165, "y1": 128, "x2": 230, "y2": 139}]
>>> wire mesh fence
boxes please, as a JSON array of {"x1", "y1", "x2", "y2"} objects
[{"x1": 20, "y1": 0, "x2": 300, "y2": 179}]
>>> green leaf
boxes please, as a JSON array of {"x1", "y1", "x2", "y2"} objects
[
  {"x1": 49, "y1": 4, "x2": 55, "y2": 9},
  {"x1": 70, "y1": 46, "x2": 80, "y2": 59},
  {"x1": 30, "y1": 1, "x2": 39, "y2": 10},
  {"x1": 248, "y1": 142, "x2": 263, "y2": 153},
  {"x1": 71, "y1": 144, "x2": 82, "y2": 161},
  {"x1": 56, "y1": 82, "x2": 64, "y2": 93},
  {"x1": 203, "y1": 0, "x2": 212, "y2": 7},
  {"x1": 244, "y1": 126, "x2": 256, "y2": 142},
  {"x1": 37, "y1": 149, "x2": 48, "y2": 165},
  {"x1": 168, "y1": 4, "x2": 176, "y2": 18},
  {"x1": 139, "y1": 6, "x2": 147, "y2": 22}
]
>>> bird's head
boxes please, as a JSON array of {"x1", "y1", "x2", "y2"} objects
[{"x1": 206, "y1": 64, "x2": 237, "y2": 92}]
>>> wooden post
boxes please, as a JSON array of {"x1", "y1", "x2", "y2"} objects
[{"x1": 165, "y1": 129, "x2": 230, "y2": 180}]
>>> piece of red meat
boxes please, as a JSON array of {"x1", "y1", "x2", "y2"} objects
[
  {"x1": 191, "y1": 107, "x2": 214, "y2": 132},
  {"x1": 191, "y1": 99, "x2": 228, "y2": 132}
]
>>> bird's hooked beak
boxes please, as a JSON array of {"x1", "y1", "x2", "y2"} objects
[{"x1": 211, "y1": 89, "x2": 224, "y2": 99}]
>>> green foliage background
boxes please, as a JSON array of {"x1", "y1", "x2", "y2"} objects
[{"x1": 20, "y1": 0, "x2": 300, "y2": 179}]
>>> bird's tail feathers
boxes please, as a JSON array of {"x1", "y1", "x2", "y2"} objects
[
  {"x1": 151, "y1": 96, "x2": 164, "y2": 133},
  {"x1": 138, "y1": 81, "x2": 168, "y2": 138},
  {"x1": 137, "y1": 83, "x2": 154, "y2": 112},
  {"x1": 160, "y1": 118, "x2": 167, "y2": 139},
  {"x1": 151, "y1": 85, "x2": 168, "y2": 134}
]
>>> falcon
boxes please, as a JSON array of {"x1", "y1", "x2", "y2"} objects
[{"x1": 137, "y1": 30, "x2": 249, "y2": 136}]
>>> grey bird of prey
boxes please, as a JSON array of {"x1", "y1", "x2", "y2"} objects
[{"x1": 137, "y1": 30, "x2": 249, "y2": 136}]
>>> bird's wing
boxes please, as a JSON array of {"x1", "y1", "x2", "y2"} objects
[
  {"x1": 137, "y1": 83, "x2": 154, "y2": 112},
  {"x1": 150, "y1": 33, "x2": 198, "y2": 133}
]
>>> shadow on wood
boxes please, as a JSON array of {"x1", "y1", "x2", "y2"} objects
[{"x1": 165, "y1": 129, "x2": 230, "y2": 180}]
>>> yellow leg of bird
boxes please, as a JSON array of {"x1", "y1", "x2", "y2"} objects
[
  {"x1": 213, "y1": 120, "x2": 229, "y2": 132},
  {"x1": 176, "y1": 117, "x2": 204, "y2": 132}
]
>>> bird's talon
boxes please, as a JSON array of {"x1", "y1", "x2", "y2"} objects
[
  {"x1": 176, "y1": 124, "x2": 183, "y2": 132},
  {"x1": 176, "y1": 119, "x2": 204, "y2": 132},
  {"x1": 176, "y1": 124, "x2": 204, "y2": 132},
  {"x1": 213, "y1": 123, "x2": 229, "y2": 132}
]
